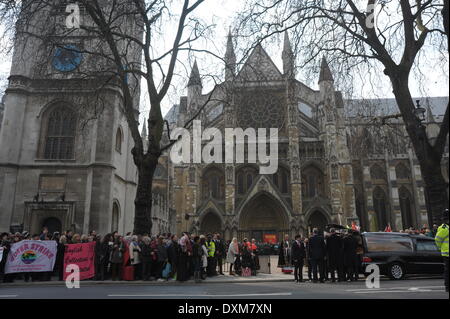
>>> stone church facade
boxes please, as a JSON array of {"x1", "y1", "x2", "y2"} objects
[
  {"x1": 164, "y1": 32, "x2": 449, "y2": 241},
  {"x1": 0, "y1": 2, "x2": 143, "y2": 235},
  {"x1": 0, "y1": 2, "x2": 447, "y2": 239},
  {"x1": 165, "y1": 32, "x2": 359, "y2": 241}
]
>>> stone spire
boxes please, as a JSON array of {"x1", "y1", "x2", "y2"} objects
[
  {"x1": 282, "y1": 30, "x2": 295, "y2": 78},
  {"x1": 187, "y1": 61, "x2": 202, "y2": 113},
  {"x1": 225, "y1": 29, "x2": 236, "y2": 81},
  {"x1": 187, "y1": 60, "x2": 202, "y2": 87},
  {"x1": 319, "y1": 56, "x2": 334, "y2": 83}
]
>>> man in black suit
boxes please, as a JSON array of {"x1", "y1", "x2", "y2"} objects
[
  {"x1": 308, "y1": 228, "x2": 326, "y2": 283},
  {"x1": 291, "y1": 234, "x2": 306, "y2": 283},
  {"x1": 326, "y1": 228, "x2": 344, "y2": 282}
]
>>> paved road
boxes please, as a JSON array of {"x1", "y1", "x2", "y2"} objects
[{"x1": 0, "y1": 278, "x2": 447, "y2": 299}]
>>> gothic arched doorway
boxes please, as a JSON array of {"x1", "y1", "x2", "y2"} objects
[
  {"x1": 239, "y1": 193, "x2": 289, "y2": 243},
  {"x1": 307, "y1": 210, "x2": 328, "y2": 234},
  {"x1": 41, "y1": 217, "x2": 62, "y2": 235},
  {"x1": 200, "y1": 211, "x2": 222, "y2": 235}
]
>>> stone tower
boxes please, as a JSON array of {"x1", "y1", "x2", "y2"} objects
[
  {"x1": 0, "y1": 1, "x2": 142, "y2": 234},
  {"x1": 317, "y1": 57, "x2": 356, "y2": 224}
]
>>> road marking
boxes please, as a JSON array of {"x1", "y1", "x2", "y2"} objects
[
  {"x1": 0, "y1": 295, "x2": 18, "y2": 298},
  {"x1": 346, "y1": 286, "x2": 444, "y2": 292},
  {"x1": 108, "y1": 292, "x2": 293, "y2": 297},
  {"x1": 353, "y1": 289, "x2": 441, "y2": 294}
]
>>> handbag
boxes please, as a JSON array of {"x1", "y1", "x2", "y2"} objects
[
  {"x1": 162, "y1": 262, "x2": 172, "y2": 278},
  {"x1": 242, "y1": 267, "x2": 251, "y2": 277}
]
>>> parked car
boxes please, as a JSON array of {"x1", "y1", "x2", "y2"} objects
[{"x1": 361, "y1": 232, "x2": 444, "y2": 280}]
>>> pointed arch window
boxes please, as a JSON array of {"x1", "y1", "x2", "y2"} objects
[
  {"x1": 236, "y1": 166, "x2": 258, "y2": 195},
  {"x1": 115, "y1": 127, "x2": 123, "y2": 153},
  {"x1": 271, "y1": 167, "x2": 290, "y2": 194},
  {"x1": 246, "y1": 173, "x2": 253, "y2": 191},
  {"x1": 373, "y1": 186, "x2": 388, "y2": 230},
  {"x1": 237, "y1": 173, "x2": 244, "y2": 194},
  {"x1": 112, "y1": 202, "x2": 120, "y2": 232},
  {"x1": 302, "y1": 165, "x2": 324, "y2": 198},
  {"x1": 395, "y1": 163, "x2": 411, "y2": 180},
  {"x1": 202, "y1": 168, "x2": 225, "y2": 200},
  {"x1": 281, "y1": 170, "x2": 289, "y2": 193},
  {"x1": 399, "y1": 186, "x2": 414, "y2": 229},
  {"x1": 42, "y1": 106, "x2": 76, "y2": 159},
  {"x1": 370, "y1": 163, "x2": 386, "y2": 180}
]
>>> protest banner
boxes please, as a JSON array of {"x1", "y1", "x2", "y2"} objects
[
  {"x1": 263, "y1": 234, "x2": 277, "y2": 244},
  {"x1": 63, "y1": 242, "x2": 96, "y2": 280},
  {"x1": 5, "y1": 240, "x2": 57, "y2": 273}
]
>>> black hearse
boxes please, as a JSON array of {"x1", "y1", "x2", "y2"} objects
[{"x1": 361, "y1": 232, "x2": 444, "y2": 280}]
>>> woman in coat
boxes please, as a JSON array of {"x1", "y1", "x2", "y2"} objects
[
  {"x1": 226, "y1": 238, "x2": 239, "y2": 276},
  {"x1": 192, "y1": 236, "x2": 202, "y2": 283},
  {"x1": 200, "y1": 236, "x2": 208, "y2": 280},
  {"x1": 167, "y1": 235, "x2": 179, "y2": 279},
  {"x1": 110, "y1": 236, "x2": 125, "y2": 281},
  {"x1": 129, "y1": 235, "x2": 142, "y2": 280},
  {"x1": 140, "y1": 236, "x2": 153, "y2": 281},
  {"x1": 98, "y1": 234, "x2": 112, "y2": 280},
  {"x1": 177, "y1": 233, "x2": 190, "y2": 282},
  {"x1": 55, "y1": 235, "x2": 66, "y2": 281},
  {"x1": 156, "y1": 236, "x2": 168, "y2": 280},
  {"x1": 250, "y1": 239, "x2": 259, "y2": 274}
]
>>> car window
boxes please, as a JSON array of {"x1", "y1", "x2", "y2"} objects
[
  {"x1": 364, "y1": 235, "x2": 413, "y2": 252},
  {"x1": 416, "y1": 239, "x2": 439, "y2": 252}
]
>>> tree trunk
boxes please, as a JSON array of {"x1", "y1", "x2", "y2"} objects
[
  {"x1": 133, "y1": 154, "x2": 158, "y2": 235},
  {"x1": 422, "y1": 164, "x2": 449, "y2": 227},
  {"x1": 389, "y1": 73, "x2": 449, "y2": 228}
]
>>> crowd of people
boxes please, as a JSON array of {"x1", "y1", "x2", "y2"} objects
[
  {"x1": 0, "y1": 229, "x2": 262, "y2": 283},
  {"x1": 0, "y1": 223, "x2": 442, "y2": 284},
  {"x1": 397, "y1": 224, "x2": 440, "y2": 237},
  {"x1": 278, "y1": 228, "x2": 363, "y2": 283}
]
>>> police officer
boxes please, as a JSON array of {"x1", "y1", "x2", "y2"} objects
[
  {"x1": 435, "y1": 209, "x2": 449, "y2": 293},
  {"x1": 205, "y1": 234, "x2": 216, "y2": 277}
]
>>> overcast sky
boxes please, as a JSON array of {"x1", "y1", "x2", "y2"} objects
[{"x1": 0, "y1": 0, "x2": 448, "y2": 119}]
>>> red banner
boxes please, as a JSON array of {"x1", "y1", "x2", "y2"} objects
[
  {"x1": 63, "y1": 242, "x2": 96, "y2": 281},
  {"x1": 263, "y1": 234, "x2": 277, "y2": 244}
]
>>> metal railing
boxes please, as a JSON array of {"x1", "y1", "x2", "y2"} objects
[{"x1": 220, "y1": 255, "x2": 273, "y2": 274}]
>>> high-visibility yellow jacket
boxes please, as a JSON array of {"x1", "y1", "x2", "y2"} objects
[
  {"x1": 435, "y1": 224, "x2": 449, "y2": 257},
  {"x1": 206, "y1": 241, "x2": 216, "y2": 257}
]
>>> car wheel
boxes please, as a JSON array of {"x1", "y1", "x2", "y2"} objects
[{"x1": 388, "y1": 262, "x2": 405, "y2": 280}]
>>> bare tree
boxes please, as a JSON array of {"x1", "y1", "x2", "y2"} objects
[
  {"x1": 0, "y1": 0, "x2": 221, "y2": 234},
  {"x1": 236, "y1": 0, "x2": 449, "y2": 225}
]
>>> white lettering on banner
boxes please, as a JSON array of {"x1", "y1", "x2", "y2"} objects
[{"x1": 4, "y1": 240, "x2": 57, "y2": 274}]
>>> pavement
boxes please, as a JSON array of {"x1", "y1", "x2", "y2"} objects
[{"x1": 0, "y1": 272, "x2": 295, "y2": 287}]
